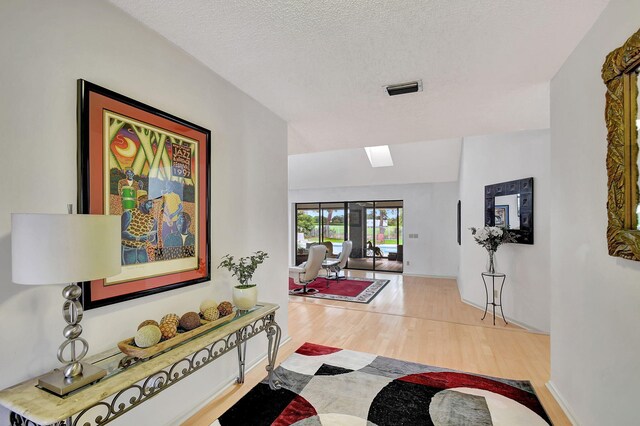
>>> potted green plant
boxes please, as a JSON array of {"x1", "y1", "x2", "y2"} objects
[{"x1": 218, "y1": 251, "x2": 269, "y2": 310}]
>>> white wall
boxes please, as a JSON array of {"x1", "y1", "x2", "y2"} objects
[
  {"x1": 458, "y1": 129, "x2": 551, "y2": 332},
  {"x1": 289, "y1": 182, "x2": 460, "y2": 277},
  {"x1": 549, "y1": 0, "x2": 640, "y2": 423},
  {"x1": 289, "y1": 138, "x2": 462, "y2": 189},
  {"x1": 0, "y1": 1, "x2": 288, "y2": 425}
]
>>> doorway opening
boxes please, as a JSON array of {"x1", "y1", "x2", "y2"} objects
[{"x1": 295, "y1": 200, "x2": 403, "y2": 273}]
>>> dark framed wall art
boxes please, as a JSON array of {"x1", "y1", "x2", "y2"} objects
[
  {"x1": 457, "y1": 200, "x2": 461, "y2": 245},
  {"x1": 494, "y1": 205, "x2": 509, "y2": 227},
  {"x1": 77, "y1": 80, "x2": 211, "y2": 309}
]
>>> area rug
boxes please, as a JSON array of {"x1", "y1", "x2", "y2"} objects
[
  {"x1": 288, "y1": 277, "x2": 389, "y2": 304},
  {"x1": 214, "y1": 342, "x2": 551, "y2": 426}
]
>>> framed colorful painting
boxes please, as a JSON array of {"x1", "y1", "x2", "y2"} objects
[
  {"x1": 77, "y1": 80, "x2": 211, "y2": 309},
  {"x1": 494, "y1": 205, "x2": 509, "y2": 228}
]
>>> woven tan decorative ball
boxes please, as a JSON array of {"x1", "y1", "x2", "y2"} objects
[
  {"x1": 199, "y1": 299, "x2": 218, "y2": 314},
  {"x1": 217, "y1": 301, "x2": 233, "y2": 317},
  {"x1": 159, "y1": 322, "x2": 177, "y2": 340},
  {"x1": 161, "y1": 313, "x2": 179, "y2": 326},
  {"x1": 135, "y1": 325, "x2": 162, "y2": 348},
  {"x1": 203, "y1": 306, "x2": 220, "y2": 321},
  {"x1": 137, "y1": 319, "x2": 159, "y2": 330},
  {"x1": 179, "y1": 312, "x2": 201, "y2": 331}
]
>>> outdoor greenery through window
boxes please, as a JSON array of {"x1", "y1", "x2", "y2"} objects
[{"x1": 296, "y1": 204, "x2": 320, "y2": 251}]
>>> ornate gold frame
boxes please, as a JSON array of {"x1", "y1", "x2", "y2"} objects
[{"x1": 602, "y1": 28, "x2": 640, "y2": 260}]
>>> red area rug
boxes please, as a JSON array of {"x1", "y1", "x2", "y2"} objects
[
  {"x1": 288, "y1": 277, "x2": 389, "y2": 304},
  {"x1": 214, "y1": 342, "x2": 551, "y2": 425}
]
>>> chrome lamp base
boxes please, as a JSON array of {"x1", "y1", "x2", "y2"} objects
[
  {"x1": 38, "y1": 362, "x2": 106, "y2": 396},
  {"x1": 39, "y1": 281, "x2": 106, "y2": 396}
]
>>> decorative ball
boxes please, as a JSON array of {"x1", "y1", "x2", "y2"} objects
[
  {"x1": 159, "y1": 322, "x2": 177, "y2": 340},
  {"x1": 161, "y1": 313, "x2": 179, "y2": 326},
  {"x1": 203, "y1": 306, "x2": 220, "y2": 321},
  {"x1": 179, "y1": 312, "x2": 201, "y2": 331},
  {"x1": 200, "y1": 299, "x2": 218, "y2": 314},
  {"x1": 135, "y1": 325, "x2": 162, "y2": 348},
  {"x1": 137, "y1": 319, "x2": 159, "y2": 330},
  {"x1": 217, "y1": 301, "x2": 233, "y2": 317}
]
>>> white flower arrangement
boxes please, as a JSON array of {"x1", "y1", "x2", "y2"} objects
[{"x1": 469, "y1": 226, "x2": 516, "y2": 252}]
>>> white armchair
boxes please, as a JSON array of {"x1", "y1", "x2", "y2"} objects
[
  {"x1": 289, "y1": 244, "x2": 326, "y2": 294},
  {"x1": 324, "y1": 240, "x2": 352, "y2": 283}
]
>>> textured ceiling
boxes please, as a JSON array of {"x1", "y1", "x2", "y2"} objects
[{"x1": 108, "y1": 0, "x2": 609, "y2": 154}]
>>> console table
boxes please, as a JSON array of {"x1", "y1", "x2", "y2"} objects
[
  {"x1": 480, "y1": 272, "x2": 507, "y2": 326},
  {"x1": 0, "y1": 303, "x2": 281, "y2": 426}
]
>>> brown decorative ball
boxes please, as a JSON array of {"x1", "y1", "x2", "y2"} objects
[
  {"x1": 137, "y1": 319, "x2": 159, "y2": 330},
  {"x1": 161, "y1": 313, "x2": 179, "y2": 326},
  {"x1": 179, "y1": 312, "x2": 201, "y2": 331},
  {"x1": 159, "y1": 322, "x2": 177, "y2": 340},
  {"x1": 203, "y1": 306, "x2": 220, "y2": 321},
  {"x1": 217, "y1": 301, "x2": 234, "y2": 317},
  {"x1": 135, "y1": 325, "x2": 162, "y2": 348}
]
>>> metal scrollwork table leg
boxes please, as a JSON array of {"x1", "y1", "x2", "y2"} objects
[
  {"x1": 265, "y1": 319, "x2": 283, "y2": 390},
  {"x1": 236, "y1": 313, "x2": 281, "y2": 388},
  {"x1": 236, "y1": 329, "x2": 247, "y2": 384}
]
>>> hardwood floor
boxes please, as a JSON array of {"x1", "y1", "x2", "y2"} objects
[
  {"x1": 183, "y1": 271, "x2": 569, "y2": 426},
  {"x1": 294, "y1": 271, "x2": 525, "y2": 331}
]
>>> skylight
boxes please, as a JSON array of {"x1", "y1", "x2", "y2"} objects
[{"x1": 364, "y1": 145, "x2": 394, "y2": 167}]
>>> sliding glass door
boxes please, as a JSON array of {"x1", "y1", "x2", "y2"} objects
[
  {"x1": 347, "y1": 202, "x2": 374, "y2": 270},
  {"x1": 294, "y1": 200, "x2": 403, "y2": 272},
  {"x1": 373, "y1": 201, "x2": 403, "y2": 272}
]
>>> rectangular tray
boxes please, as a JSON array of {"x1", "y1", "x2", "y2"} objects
[{"x1": 117, "y1": 311, "x2": 236, "y2": 359}]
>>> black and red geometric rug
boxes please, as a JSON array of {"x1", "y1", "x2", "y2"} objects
[
  {"x1": 214, "y1": 342, "x2": 551, "y2": 425},
  {"x1": 288, "y1": 277, "x2": 389, "y2": 304}
]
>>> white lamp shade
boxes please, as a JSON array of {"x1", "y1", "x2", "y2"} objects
[{"x1": 11, "y1": 214, "x2": 122, "y2": 285}]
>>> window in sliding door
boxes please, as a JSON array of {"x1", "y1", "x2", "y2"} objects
[
  {"x1": 321, "y1": 203, "x2": 345, "y2": 258},
  {"x1": 373, "y1": 201, "x2": 404, "y2": 272},
  {"x1": 295, "y1": 203, "x2": 320, "y2": 265},
  {"x1": 347, "y1": 202, "x2": 374, "y2": 270}
]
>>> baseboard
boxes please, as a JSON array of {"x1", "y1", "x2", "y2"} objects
[
  {"x1": 460, "y1": 297, "x2": 548, "y2": 334},
  {"x1": 402, "y1": 273, "x2": 457, "y2": 280},
  {"x1": 170, "y1": 335, "x2": 292, "y2": 425},
  {"x1": 546, "y1": 380, "x2": 578, "y2": 425}
]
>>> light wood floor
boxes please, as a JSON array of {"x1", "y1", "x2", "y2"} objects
[
  {"x1": 295, "y1": 271, "x2": 525, "y2": 331},
  {"x1": 183, "y1": 272, "x2": 569, "y2": 426}
]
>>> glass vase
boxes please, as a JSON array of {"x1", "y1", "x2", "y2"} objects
[{"x1": 486, "y1": 250, "x2": 497, "y2": 273}]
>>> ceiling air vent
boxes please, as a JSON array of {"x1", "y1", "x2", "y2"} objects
[{"x1": 385, "y1": 80, "x2": 423, "y2": 96}]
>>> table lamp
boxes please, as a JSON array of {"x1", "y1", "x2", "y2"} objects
[{"x1": 11, "y1": 207, "x2": 121, "y2": 395}]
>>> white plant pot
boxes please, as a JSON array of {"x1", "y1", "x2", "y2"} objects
[{"x1": 232, "y1": 285, "x2": 258, "y2": 311}]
